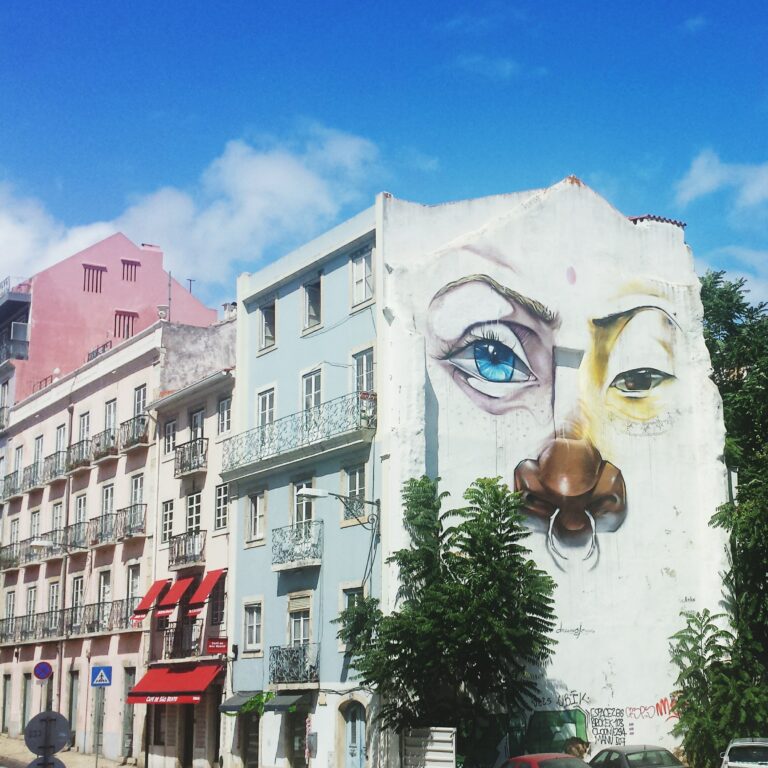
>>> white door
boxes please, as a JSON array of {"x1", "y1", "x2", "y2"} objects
[{"x1": 344, "y1": 703, "x2": 366, "y2": 768}]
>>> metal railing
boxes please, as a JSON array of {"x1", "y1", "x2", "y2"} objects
[
  {"x1": 42, "y1": 452, "x2": 67, "y2": 483},
  {"x1": 86, "y1": 340, "x2": 112, "y2": 362},
  {"x1": 0, "y1": 339, "x2": 29, "y2": 364},
  {"x1": 66, "y1": 521, "x2": 89, "y2": 550},
  {"x1": 32, "y1": 375, "x2": 53, "y2": 393},
  {"x1": 169, "y1": 530, "x2": 206, "y2": 569},
  {"x1": 92, "y1": 429, "x2": 118, "y2": 462},
  {"x1": 272, "y1": 521, "x2": 323, "y2": 568},
  {"x1": 0, "y1": 543, "x2": 20, "y2": 570},
  {"x1": 0, "y1": 275, "x2": 30, "y2": 300},
  {"x1": 222, "y1": 391, "x2": 377, "y2": 473},
  {"x1": 18, "y1": 530, "x2": 66, "y2": 564},
  {"x1": 0, "y1": 406, "x2": 8, "y2": 431},
  {"x1": 116, "y1": 504, "x2": 146, "y2": 539},
  {"x1": 163, "y1": 618, "x2": 203, "y2": 659},
  {"x1": 89, "y1": 514, "x2": 117, "y2": 546},
  {"x1": 21, "y1": 462, "x2": 42, "y2": 492},
  {"x1": 174, "y1": 438, "x2": 208, "y2": 477},
  {"x1": 1, "y1": 470, "x2": 20, "y2": 500},
  {"x1": 66, "y1": 440, "x2": 92, "y2": 472},
  {"x1": 269, "y1": 643, "x2": 320, "y2": 685},
  {"x1": 119, "y1": 415, "x2": 150, "y2": 451}
]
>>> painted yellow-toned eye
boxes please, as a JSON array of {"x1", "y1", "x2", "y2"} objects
[{"x1": 610, "y1": 367, "x2": 672, "y2": 395}]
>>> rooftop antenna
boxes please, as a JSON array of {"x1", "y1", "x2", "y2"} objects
[
  {"x1": 187, "y1": 278, "x2": 195, "y2": 294},
  {"x1": 168, "y1": 271, "x2": 172, "y2": 323}
]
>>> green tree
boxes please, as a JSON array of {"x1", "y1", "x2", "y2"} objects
[{"x1": 336, "y1": 476, "x2": 557, "y2": 766}]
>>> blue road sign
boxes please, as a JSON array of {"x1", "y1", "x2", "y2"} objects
[
  {"x1": 90, "y1": 666, "x2": 112, "y2": 687},
  {"x1": 33, "y1": 661, "x2": 53, "y2": 681}
]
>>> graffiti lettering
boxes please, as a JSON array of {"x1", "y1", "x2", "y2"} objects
[
  {"x1": 625, "y1": 705, "x2": 656, "y2": 720},
  {"x1": 556, "y1": 623, "x2": 596, "y2": 640},
  {"x1": 590, "y1": 708, "x2": 626, "y2": 745},
  {"x1": 655, "y1": 697, "x2": 679, "y2": 720}
]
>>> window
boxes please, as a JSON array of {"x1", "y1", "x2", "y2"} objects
[
  {"x1": 248, "y1": 493, "x2": 265, "y2": 542},
  {"x1": 190, "y1": 409, "x2": 204, "y2": 440},
  {"x1": 121, "y1": 259, "x2": 140, "y2": 281},
  {"x1": 354, "y1": 348, "x2": 374, "y2": 393},
  {"x1": 161, "y1": 501, "x2": 174, "y2": 544},
  {"x1": 218, "y1": 397, "x2": 231, "y2": 434},
  {"x1": 187, "y1": 493, "x2": 201, "y2": 533},
  {"x1": 244, "y1": 603, "x2": 262, "y2": 652},
  {"x1": 82, "y1": 264, "x2": 105, "y2": 293},
  {"x1": 289, "y1": 595, "x2": 310, "y2": 646},
  {"x1": 303, "y1": 370, "x2": 321, "y2": 411},
  {"x1": 346, "y1": 466, "x2": 366, "y2": 520},
  {"x1": 25, "y1": 586, "x2": 36, "y2": 616},
  {"x1": 71, "y1": 576, "x2": 84, "y2": 609},
  {"x1": 30, "y1": 511, "x2": 40, "y2": 539},
  {"x1": 101, "y1": 484, "x2": 114, "y2": 516},
  {"x1": 78, "y1": 412, "x2": 90, "y2": 442},
  {"x1": 131, "y1": 474, "x2": 144, "y2": 505},
  {"x1": 259, "y1": 301, "x2": 276, "y2": 350},
  {"x1": 47, "y1": 582, "x2": 60, "y2": 612},
  {"x1": 294, "y1": 481, "x2": 313, "y2": 525},
  {"x1": 114, "y1": 311, "x2": 138, "y2": 339},
  {"x1": 164, "y1": 420, "x2": 176, "y2": 454},
  {"x1": 153, "y1": 705, "x2": 166, "y2": 746},
  {"x1": 303, "y1": 279, "x2": 321, "y2": 329},
  {"x1": 258, "y1": 389, "x2": 275, "y2": 428},
  {"x1": 9, "y1": 519, "x2": 18, "y2": 544},
  {"x1": 351, "y1": 247, "x2": 373, "y2": 305},
  {"x1": 0, "y1": 381, "x2": 7, "y2": 408},
  {"x1": 133, "y1": 385, "x2": 147, "y2": 416},
  {"x1": 51, "y1": 502, "x2": 63, "y2": 531},
  {"x1": 5, "y1": 591, "x2": 15, "y2": 620},
  {"x1": 55, "y1": 425, "x2": 66, "y2": 453},
  {"x1": 33, "y1": 436, "x2": 43, "y2": 464},
  {"x1": 127, "y1": 565, "x2": 140, "y2": 603},
  {"x1": 214, "y1": 484, "x2": 229, "y2": 530},
  {"x1": 104, "y1": 399, "x2": 117, "y2": 433},
  {"x1": 75, "y1": 495, "x2": 87, "y2": 524},
  {"x1": 13, "y1": 445, "x2": 22, "y2": 471},
  {"x1": 210, "y1": 577, "x2": 226, "y2": 626},
  {"x1": 344, "y1": 586, "x2": 364, "y2": 613}
]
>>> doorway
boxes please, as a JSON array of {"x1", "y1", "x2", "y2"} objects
[
  {"x1": 68, "y1": 671, "x2": 79, "y2": 747},
  {"x1": 180, "y1": 703, "x2": 194, "y2": 768},
  {"x1": 344, "y1": 702, "x2": 366, "y2": 768}
]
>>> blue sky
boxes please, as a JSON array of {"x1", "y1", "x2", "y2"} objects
[{"x1": 1, "y1": 1, "x2": 766, "y2": 307}]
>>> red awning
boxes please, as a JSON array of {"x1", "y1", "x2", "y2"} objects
[
  {"x1": 127, "y1": 664, "x2": 223, "y2": 705},
  {"x1": 130, "y1": 579, "x2": 170, "y2": 623},
  {"x1": 187, "y1": 569, "x2": 226, "y2": 617},
  {"x1": 155, "y1": 577, "x2": 195, "y2": 618}
]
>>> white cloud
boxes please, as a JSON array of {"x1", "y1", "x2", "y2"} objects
[
  {"x1": 676, "y1": 149, "x2": 768, "y2": 209},
  {"x1": 683, "y1": 15, "x2": 707, "y2": 33},
  {"x1": 0, "y1": 125, "x2": 380, "y2": 296},
  {"x1": 455, "y1": 54, "x2": 521, "y2": 80},
  {"x1": 696, "y1": 246, "x2": 768, "y2": 304}
]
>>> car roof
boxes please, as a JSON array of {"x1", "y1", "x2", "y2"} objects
[
  {"x1": 514, "y1": 754, "x2": 580, "y2": 760},
  {"x1": 729, "y1": 739, "x2": 768, "y2": 746},
  {"x1": 596, "y1": 746, "x2": 670, "y2": 754}
]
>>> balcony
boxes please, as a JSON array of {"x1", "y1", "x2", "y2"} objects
[
  {"x1": 271, "y1": 521, "x2": 323, "y2": 572},
  {"x1": 42, "y1": 452, "x2": 67, "y2": 484},
  {"x1": 0, "y1": 543, "x2": 20, "y2": 571},
  {"x1": 92, "y1": 429, "x2": 118, "y2": 464},
  {"x1": 119, "y1": 415, "x2": 150, "y2": 452},
  {"x1": 21, "y1": 462, "x2": 43, "y2": 492},
  {"x1": 66, "y1": 440, "x2": 92, "y2": 474},
  {"x1": 0, "y1": 405, "x2": 8, "y2": 432},
  {"x1": 163, "y1": 618, "x2": 203, "y2": 659},
  {"x1": 110, "y1": 597, "x2": 140, "y2": 631},
  {"x1": 222, "y1": 392, "x2": 376, "y2": 480},
  {"x1": 169, "y1": 530, "x2": 206, "y2": 570},
  {"x1": 2, "y1": 471, "x2": 21, "y2": 501},
  {"x1": 18, "y1": 530, "x2": 67, "y2": 564},
  {"x1": 174, "y1": 438, "x2": 208, "y2": 478},
  {"x1": 89, "y1": 514, "x2": 117, "y2": 547},
  {"x1": 0, "y1": 338, "x2": 29, "y2": 365},
  {"x1": 269, "y1": 643, "x2": 320, "y2": 686},
  {"x1": 116, "y1": 503, "x2": 147, "y2": 539},
  {"x1": 66, "y1": 521, "x2": 89, "y2": 550}
]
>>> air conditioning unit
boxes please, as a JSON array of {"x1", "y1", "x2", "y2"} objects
[{"x1": 10, "y1": 322, "x2": 28, "y2": 341}]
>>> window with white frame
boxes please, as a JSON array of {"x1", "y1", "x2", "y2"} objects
[
  {"x1": 33, "y1": 435, "x2": 43, "y2": 465},
  {"x1": 25, "y1": 586, "x2": 36, "y2": 616},
  {"x1": 289, "y1": 595, "x2": 310, "y2": 646},
  {"x1": 101, "y1": 484, "x2": 114, "y2": 516},
  {"x1": 293, "y1": 481, "x2": 313, "y2": 526},
  {"x1": 30, "y1": 511, "x2": 40, "y2": 539},
  {"x1": 71, "y1": 576, "x2": 84, "y2": 608},
  {"x1": 161, "y1": 501, "x2": 174, "y2": 544},
  {"x1": 343, "y1": 586, "x2": 364, "y2": 613},
  {"x1": 258, "y1": 389, "x2": 274, "y2": 428},
  {"x1": 351, "y1": 247, "x2": 373, "y2": 305},
  {"x1": 214, "y1": 484, "x2": 229, "y2": 530},
  {"x1": 303, "y1": 279, "x2": 321, "y2": 329},
  {"x1": 55, "y1": 425, "x2": 66, "y2": 453},
  {"x1": 9, "y1": 518, "x2": 18, "y2": 544},
  {"x1": 47, "y1": 582, "x2": 60, "y2": 612},
  {"x1": 13, "y1": 445, "x2": 22, "y2": 471},
  {"x1": 104, "y1": 399, "x2": 117, "y2": 434},
  {"x1": 210, "y1": 577, "x2": 226, "y2": 626},
  {"x1": 131, "y1": 474, "x2": 144, "y2": 505},
  {"x1": 218, "y1": 397, "x2": 231, "y2": 434},
  {"x1": 78, "y1": 412, "x2": 90, "y2": 442},
  {"x1": 248, "y1": 493, "x2": 265, "y2": 542},
  {"x1": 303, "y1": 370, "x2": 321, "y2": 411},
  {"x1": 75, "y1": 494, "x2": 87, "y2": 524},
  {"x1": 133, "y1": 384, "x2": 147, "y2": 416},
  {"x1": 164, "y1": 420, "x2": 176, "y2": 454},
  {"x1": 259, "y1": 301, "x2": 276, "y2": 350},
  {"x1": 51, "y1": 502, "x2": 63, "y2": 531},
  {"x1": 190, "y1": 409, "x2": 204, "y2": 440},
  {"x1": 354, "y1": 348, "x2": 374, "y2": 393},
  {"x1": 186, "y1": 493, "x2": 201, "y2": 533},
  {"x1": 345, "y1": 465, "x2": 366, "y2": 520},
  {"x1": 4, "y1": 591, "x2": 15, "y2": 620},
  {"x1": 244, "y1": 602, "x2": 262, "y2": 651}
]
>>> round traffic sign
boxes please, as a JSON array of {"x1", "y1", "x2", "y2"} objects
[
  {"x1": 33, "y1": 661, "x2": 53, "y2": 681},
  {"x1": 23, "y1": 711, "x2": 70, "y2": 756}
]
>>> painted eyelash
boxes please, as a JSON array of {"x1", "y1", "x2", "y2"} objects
[{"x1": 437, "y1": 323, "x2": 529, "y2": 361}]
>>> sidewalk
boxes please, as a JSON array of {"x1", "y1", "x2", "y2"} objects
[{"x1": 0, "y1": 734, "x2": 122, "y2": 768}]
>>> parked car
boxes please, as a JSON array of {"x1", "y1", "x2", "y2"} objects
[
  {"x1": 508, "y1": 753, "x2": 591, "y2": 768},
  {"x1": 720, "y1": 738, "x2": 768, "y2": 768},
  {"x1": 589, "y1": 745, "x2": 682, "y2": 768}
]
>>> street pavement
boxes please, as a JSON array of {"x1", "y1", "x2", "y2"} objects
[{"x1": 0, "y1": 735, "x2": 122, "y2": 768}]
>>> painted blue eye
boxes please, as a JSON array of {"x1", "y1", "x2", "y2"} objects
[{"x1": 473, "y1": 340, "x2": 533, "y2": 383}]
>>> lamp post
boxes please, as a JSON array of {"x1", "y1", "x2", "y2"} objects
[{"x1": 295, "y1": 487, "x2": 380, "y2": 528}]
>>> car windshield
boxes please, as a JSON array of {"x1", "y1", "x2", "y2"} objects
[
  {"x1": 729, "y1": 747, "x2": 768, "y2": 764},
  {"x1": 626, "y1": 750, "x2": 681, "y2": 767},
  {"x1": 541, "y1": 759, "x2": 589, "y2": 768}
]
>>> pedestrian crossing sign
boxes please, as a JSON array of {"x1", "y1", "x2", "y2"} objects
[{"x1": 91, "y1": 666, "x2": 112, "y2": 687}]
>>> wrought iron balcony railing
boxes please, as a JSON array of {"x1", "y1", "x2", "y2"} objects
[
  {"x1": 86, "y1": 339, "x2": 112, "y2": 362},
  {"x1": 269, "y1": 643, "x2": 320, "y2": 685},
  {"x1": 119, "y1": 415, "x2": 150, "y2": 451},
  {"x1": 0, "y1": 616, "x2": 16, "y2": 643},
  {"x1": 111, "y1": 597, "x2": 140, "y2": 631},
  {"x1": 163, "y1": 618, "x2": 203, "y2": 659},
  {"x1": 21, "y1": 462, "x2": 43, "y2": 492},
  {"x1": 0, "y1": 543, "x2": 20, "y2": 570},
  {"x1": 116, "y1": 504, "x2": 147, "y2": 539},
  {"x1": 0, "y1": 339, "x2": 29, "y2": 364},
  {"x1": 66, "y1": 440, "x2": 92, "y2": 473},
  {"x1": 272, "y1": 521, "x2": 323, "y2": 570},
  {"x1": 89, "y1": 514, "x2": 117, "y2": 547},
  {"x1": 169, "y1": 530, "x2": 206, "y2": 569},
  {"x1": 42, "y1": 452, "x2": 67, "y2": 483},
  {"x1": 92, "y1": 429, "x2": 118, "y2": 462},
  {"x1": 2, "y1": 470, "x2": 20, "y2": 500},
  {"x1": 66, "y1": 521, "x2": 89, "y2": 550},
  {"x1": 174, "y1": 438, "x2": 208, "y2": 477},
  {"x1": 222, "y1": 391, "x2": 377, "y2": 474},
  {"x1": 0, "y1": 406, "x2": 8, "y2": 432},
  {"x1": 18, "y1": 530, "x2": 67, "y2": 564}
]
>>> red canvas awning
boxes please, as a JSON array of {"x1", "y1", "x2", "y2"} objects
[
  {"x1": 187, "y1": 569, "x2": 226, "y2": 617},
  {"x1": 155, "y1": 577, "x2": 195, "y2": 618},
  {"x1": 130, "y1": 579, "x2": 170, "y2": 624},
  {"x1": 127, "y1": 663, "x2": 223, "y2": 705}
]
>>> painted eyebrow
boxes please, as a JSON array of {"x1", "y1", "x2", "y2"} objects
[
  {"x1": 430, "y1": 274, "x2": 559, "y2": 325},
  {"x1": 592, "y1": 305, "x2": 682, "y2": 331}
]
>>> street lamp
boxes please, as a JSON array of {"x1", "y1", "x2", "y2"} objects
[{"x1": 296, "y1": 487, "x2": 380, "y2": 527}]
